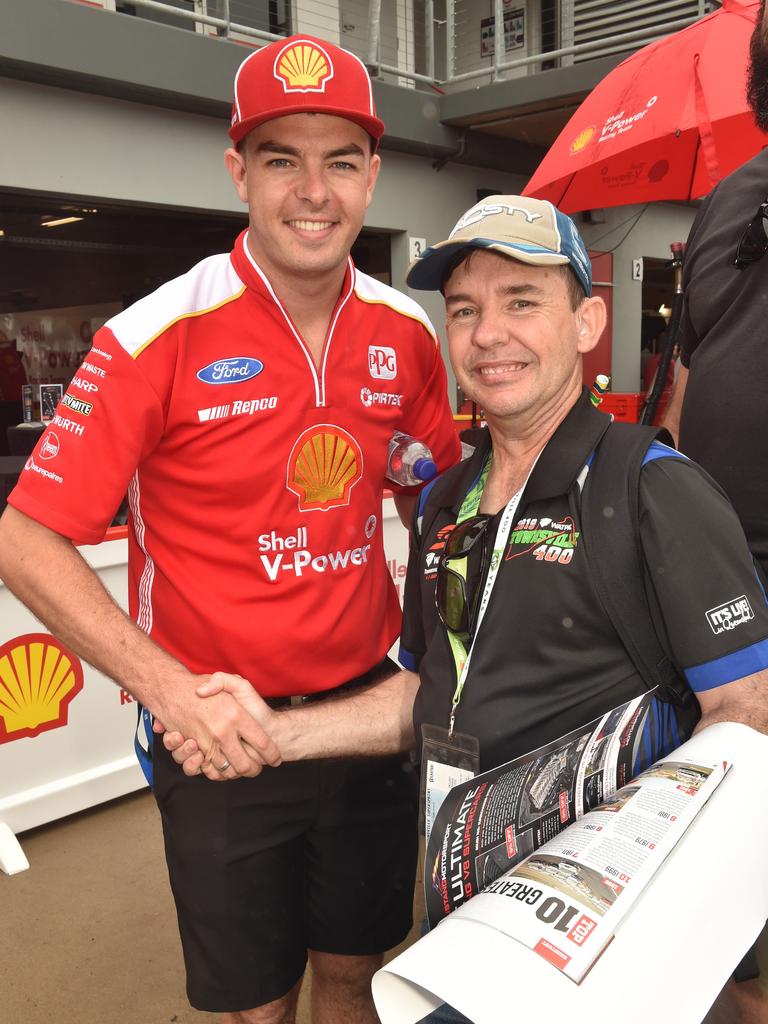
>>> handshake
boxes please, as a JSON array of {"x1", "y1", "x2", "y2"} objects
[
  {"x1": 153, "y1": 666, "x2": 414, "y2": 781},
  {"x1": 154, "y1": 674, "x2": 288, "y2": 782}
]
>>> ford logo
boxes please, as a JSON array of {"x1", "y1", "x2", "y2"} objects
[{"x1": 197, "y1": 357, "x2": 263, "y2": 385}]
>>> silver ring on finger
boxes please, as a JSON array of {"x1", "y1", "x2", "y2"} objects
[{"x1": 216, "y1": 759, "x2": 231, "y2": 772}]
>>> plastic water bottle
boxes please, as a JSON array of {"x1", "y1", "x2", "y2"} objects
[{"x1": 386, "y1": 430, "x2": 437, "y2": 486}]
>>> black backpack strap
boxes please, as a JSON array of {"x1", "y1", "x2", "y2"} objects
[{"x1": 577, "y1": 421, "x2": 699, "y2": 732}]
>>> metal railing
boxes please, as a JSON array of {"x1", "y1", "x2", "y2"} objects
[{"x1": 74, "y1": 0, "x2": 718, "y2": 90}]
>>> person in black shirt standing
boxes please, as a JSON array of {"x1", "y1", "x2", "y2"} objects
[
  {"x1": 661, "y1": 8, "x2": 768, "y2": 1016},
  {"x1": 168, "y1": 195, "x2": 768, "y2": 1024},
  {"x1": 663, "y1": 0, "x2": 768, "y2": 582}
]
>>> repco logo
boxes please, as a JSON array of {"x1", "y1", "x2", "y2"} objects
[{"x1": 368, "y1": 345, "x2": 397, "y2": 380}]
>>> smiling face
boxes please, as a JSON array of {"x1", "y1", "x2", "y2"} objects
[
  {"x1": 444, "y1": 249, "x2": 605, "y2": 431},
  {"x1": 225, "y1": 112, "x2": 380, "y2": 293}
]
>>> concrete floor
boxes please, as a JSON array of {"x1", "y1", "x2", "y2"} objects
[
  {"x1": 0, "y1": 790, "x2": 424, "y2": 1024},
  {"x1": 2, "y1": 790, "x2": 766, "y2": 1024}
]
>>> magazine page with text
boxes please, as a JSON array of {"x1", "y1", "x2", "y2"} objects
[
  {"x1": 426, "y1": 689, "x2": 655, "y2": 926},
  {"x1": 373, "y1": 723, "x2": 768, "y2": 1024}
]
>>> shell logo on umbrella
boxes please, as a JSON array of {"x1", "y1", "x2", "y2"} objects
[
  {"x1": 570, "y1": 126, "x2": 596, "y2": 156},
  {"x1": 274, "y1": 41, "x2": 334, "y2": 92},
  {"x1": 0, "y1": 633, "x2": 84, "y2": 744},
  {"x1": 287, "y1": 425, "x2": 363, "y2": 511},
  {"x1": 524, "y1": 0, "x2": 767, "y2": 211}
]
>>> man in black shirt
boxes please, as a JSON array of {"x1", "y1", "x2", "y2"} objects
[
  {"x1": 167, "y1": 195, "x2": 768, "y2": 1023},
  {"x1": 661, "y1": 7, "x2": 768, "y2": 1015},
  {"x1": 663, "y1": 0, "x2": 768, "y2": 580}
]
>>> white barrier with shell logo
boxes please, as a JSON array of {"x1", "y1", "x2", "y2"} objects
[{"x1": 0, "y1": 497, "x2": 410, "y2": 874}]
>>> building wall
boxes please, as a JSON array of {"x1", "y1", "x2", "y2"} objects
[
  {"x1": 0, "y1": 76, "x2": 524, "y2": 402},
  {"x1": 340, "y1": 0, "x2": 413, "y2": 84},
  {"x1": 580, "y1": 202, "x2": 697, "y2": 392},
  {"x1": 0, "y1": 71, "x2": 695, "y2": 399},
  {"x1": 449, "y1": 0, "x2": 542, "y2": 86},
  {"x1": 370, "y1": 153, "x2": 526, "y2": 353}
]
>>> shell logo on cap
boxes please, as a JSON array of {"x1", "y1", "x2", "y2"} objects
[
  {"x1": 0, "y1": 633, "x2": 84, "y2": 744},
  {"x1": 274, "y1": 41, "x2": 334, "y2": 93},
  {"x1": 287, "y1": 425, "x2": 362, "y2": 511},
  {"x1": 570, "y1": 125, "x2": 596, "y2": 155}
]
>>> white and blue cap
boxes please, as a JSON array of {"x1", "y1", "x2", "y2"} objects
[{"x1": 406, "y1": 195, "x2": 592, "y2": 297}]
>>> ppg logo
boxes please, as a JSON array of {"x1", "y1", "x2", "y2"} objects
[{"x1": 368, "y1": 345, "x2": 397, "y2": 380}]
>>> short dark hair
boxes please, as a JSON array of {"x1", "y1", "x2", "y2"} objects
[{"x1": 440, "y1": 248, "x2": 587, "y2": 311}]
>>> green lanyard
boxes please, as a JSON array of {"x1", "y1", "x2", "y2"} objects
[
  {"x1": 445, "y1": 452, "x2": 538, "y2": 736},
  {"x1": 445, "y1": 454, "x2": 490, "y2": 734}
]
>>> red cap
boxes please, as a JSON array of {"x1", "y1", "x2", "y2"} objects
[{"x1": 229, "y1": 35, "x2": 385, "y2": 145}]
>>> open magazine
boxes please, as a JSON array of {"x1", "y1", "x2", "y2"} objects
[{"x1": 425, "y1": 689, "x2": 729, "y2": 983}]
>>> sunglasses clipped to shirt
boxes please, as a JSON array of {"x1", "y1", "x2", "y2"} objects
[
  {"x1": 735, "y1": 198, "x2": 768, "y2": 268},
  {"x1": 435, "y1": 514, "x2": 491, "y2": 642}
]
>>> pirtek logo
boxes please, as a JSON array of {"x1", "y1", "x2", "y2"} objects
[
  {"x1": 706, "y1": 596, "x2": 754, "y2": 635},
  {"x1": 360, "y1": 387, "x2": 402, "y2": 408}
]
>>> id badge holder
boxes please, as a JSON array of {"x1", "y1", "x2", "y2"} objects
[{"x1": 420, "y1": 723, "x2": 480, "y2": 842}]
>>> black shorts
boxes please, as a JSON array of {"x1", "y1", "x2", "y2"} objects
[{"x1": 152, "y1": 665, "x2": 419, "y2": 1013}]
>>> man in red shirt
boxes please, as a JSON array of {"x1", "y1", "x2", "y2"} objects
[{"x1": 0, "y1": 34, "x2": 459, "y2": 1024}]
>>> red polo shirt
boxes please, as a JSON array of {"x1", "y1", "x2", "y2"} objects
[{"x1": 10, "y1": 231, "x2": 460, "y2": 695}]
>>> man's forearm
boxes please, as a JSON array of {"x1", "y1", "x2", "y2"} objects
[
  {"x1": 271, "y1": 669, "x2": 419, "y2": 761},
  {"x1": 694, "y1": 669, "x2": 768, "y2": 737},
  {"x1": 695, "y1": 701, "x2": 768, "y2": 736},
  {"x1": 0, "y1": 506, "x2": 281, "y2": 774},
  {"x1": 0, "y1": 506, "x2": 185, "y2": 704}
]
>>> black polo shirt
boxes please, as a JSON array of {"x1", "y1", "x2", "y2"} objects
[
  {"x1": 401, "y1": 393, "x2": 768, "y2": 773},
  {"x1": 678, "y1": 147, "x2": 768, "y2": 575}
]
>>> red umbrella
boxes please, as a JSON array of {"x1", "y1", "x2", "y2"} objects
[{"x1": 523, "y1": 0, "x2": 768, "y2": 213}]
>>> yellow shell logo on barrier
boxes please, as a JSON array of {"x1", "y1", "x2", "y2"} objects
[
  {"x1": 287, "y1": 425, "x2": 363, "y2": 511},
  {"x1": 570, "y1": 125, "x2": 596, "y2": 155},
  {"x1": 0, "y1": 633, "x2": 84, "y2": 744},
  {"x1": 274, "y1": 42, "x2": 334, "y2": 92}
]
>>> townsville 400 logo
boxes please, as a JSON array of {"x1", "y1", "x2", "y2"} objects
[{"x1": 506, "y1": 516, "x2": 579, "y2": 565}]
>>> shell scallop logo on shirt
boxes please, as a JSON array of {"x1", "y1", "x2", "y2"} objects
[
  {"x1": 274, "y1": 41, "x2": 334, "y2": 92},
  {"x1": 570, "y1": 125, "x2": 596, "y2": 155},
  {"x1": 287, "y1": 425, "x2": 363, "y2": 511},
  {"x1": 0, "y1": 633, "x2": 84, "y2": 744}
]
